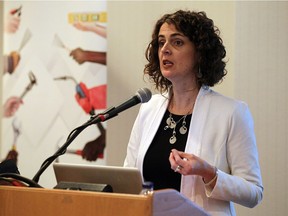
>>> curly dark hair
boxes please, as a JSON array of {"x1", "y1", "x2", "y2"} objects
[{"x1": 144, "y1": 10, "x2": 227, "y2": 92}]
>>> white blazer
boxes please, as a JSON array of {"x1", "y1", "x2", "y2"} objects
[{"x1": 124, "y1": 86, "x2": 263, "y2": 216}]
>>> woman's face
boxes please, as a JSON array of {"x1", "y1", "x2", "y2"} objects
[{"x1": 158, "y1": 23, "x2": 198, "y2": 86}]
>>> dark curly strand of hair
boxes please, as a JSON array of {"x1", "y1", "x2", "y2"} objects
[{"x1": 144, "y1": 10, "x2": 227, "y2": 93}]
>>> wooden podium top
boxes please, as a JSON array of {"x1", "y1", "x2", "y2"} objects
[
  {"x1": 0, "y1": 186, "x2": 209, "y2": 216},
  {"x1": 0, "y1": 186, "x2": 152, "y2": 216}
]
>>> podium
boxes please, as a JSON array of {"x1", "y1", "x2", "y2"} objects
[
  {"x1": 0, "y1": 186, "x2": 209, "y2": 216},
  {"x1": 0, "y1": 186, "x2": 152, "y2": 216},
  {"x1": 153, "y1": 189, "x2": 209, "y2": 216}
]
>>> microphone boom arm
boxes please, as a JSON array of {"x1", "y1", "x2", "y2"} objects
[
  {"x1": 32, "y1": 88, "x2": 152, "y2": 183},
  {"x1": 32, "y1": 115, "x2": 102, "y2": 183}
]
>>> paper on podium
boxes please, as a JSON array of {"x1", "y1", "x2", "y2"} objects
[{"x1": 153, "y1": 189, "x2": 210, "y2": 216}]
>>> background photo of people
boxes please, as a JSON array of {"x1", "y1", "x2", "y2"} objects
[{"x1": 1, "y1": 1, "x2": 107, "y2": 188}]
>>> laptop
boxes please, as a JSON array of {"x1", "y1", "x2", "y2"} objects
[{"x1": 53, "y1": 163, "x2": 143, "y2": 194}]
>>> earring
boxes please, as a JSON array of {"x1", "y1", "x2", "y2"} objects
[{"x1": 197, "y1": 67, "x2": 203, "y2": 78}]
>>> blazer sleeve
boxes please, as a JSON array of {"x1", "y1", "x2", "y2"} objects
[
  {"x1": 123, "y1": 105, "x2": 142, "y2": 167},
  {"x1": 206, "y1": 102, "x2": 263, "y2": 208}
]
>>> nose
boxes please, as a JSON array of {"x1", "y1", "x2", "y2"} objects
[
  {"x1": 163, "y1": 49, "x2": 171, "y2": 55},
  {"x1": 161, "y1": 43, "x2": 171, "y2": 55}
]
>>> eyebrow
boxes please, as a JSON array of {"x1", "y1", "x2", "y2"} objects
[{"x1": 158, "y1": 32, "x2": 185, "y2": 39}]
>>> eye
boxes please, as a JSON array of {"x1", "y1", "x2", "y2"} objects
[
  {"x1": 173, "y1": 39, "x2": 183, "y2": 46},
  {"x1": 158, "y1": 39, "x2": 165, "y2": 47}
]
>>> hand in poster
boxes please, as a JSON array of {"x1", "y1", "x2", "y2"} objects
[
  {"x1": 3, "y1": 7, "x2": 22, "y2": 74},
  {"x1": 70, "y1": 48, "x2": 106, "y2": 65},
  {"x1": 5, "y1": 150, "x2": 18, "y2": 164},
  {"x1": 82, "y1": 131, "x2": 106, "y2": 161},
  {"x1": 72, "y1": 22, "x2": 107, "y2": 38},
  {"x1": 70, "y1": 20, "x2": 107, "y2": 65},
  {"x1": 4, "y1": 51, "x2": 21, "y2": 74},
  {"x1": 3, "y1": 96, "x2": 23, "y2": 118},
  {"x1": 5, "y1": 7, "x2": 21, "y2": 34}
]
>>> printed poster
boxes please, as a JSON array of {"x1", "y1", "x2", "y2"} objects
[{"x1": 1, "y1": 1, "x2": 107, "y2": 188}]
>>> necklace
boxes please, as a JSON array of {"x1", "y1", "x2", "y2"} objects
[
  {"x1": 164, "y1": 91, "x2": 196, "y2": 144},
  {"x1": 164, "y1": 112, "x2": 189, "y2": 144}
]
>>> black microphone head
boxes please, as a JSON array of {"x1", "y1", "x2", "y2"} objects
[{"x1": 136, "y1": 88, "x2": 152, "y2": 103}]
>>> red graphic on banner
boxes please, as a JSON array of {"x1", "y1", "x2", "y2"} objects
[{"x1": 75, "y1": 82, "x2": 106, "y2": 114}]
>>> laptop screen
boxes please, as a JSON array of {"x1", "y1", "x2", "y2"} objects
[{"x1": 53, "y1": 163, "x2": 143, "y2": 194}]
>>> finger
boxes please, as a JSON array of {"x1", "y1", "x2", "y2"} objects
[
  {"x1": 171, "y1": 149, "x2": 190, "y2": 160},
  {"x1": 170, "y1": 153, "x2": 185, "y2": 174},
  {"x1": 69, "y1": 51, "x2": 74, "y2": 56},
  {"x1": 174, "y1": 165, "x2": 183, "y2": 173},
  {"x1": 178, "y1": 151, "x2": 190, "y2": 160},
  {"x1": 169, "y1": 152, "x2": 179, "y2": 171},
  {"x1": 171, "y1": 150, "x2": 190, "y2": 170},
  {"x1": 171, "y1": 149, "x2": 183, "y2": 162},
  {"x1": 169, "y1": 152, "x2": 176, "y2": 165}
]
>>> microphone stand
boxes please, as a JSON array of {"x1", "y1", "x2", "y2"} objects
[
  {"x1": 32, "y1": 114, "x2": 103, "y2": 183},
  {"x1": 6, "y1": 88, "x2": 150, "y2": 185}
]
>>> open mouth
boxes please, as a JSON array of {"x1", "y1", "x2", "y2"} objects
[{"x1": 163, "y1": 60, "x2": 173, "y2": 66}]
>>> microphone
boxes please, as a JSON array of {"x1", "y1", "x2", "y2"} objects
[{"x1": 99, "y1": 87, "x2": 152, "y2": 121}]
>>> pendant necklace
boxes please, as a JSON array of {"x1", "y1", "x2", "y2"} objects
[
  {"x1": 164, "y1": 113, "x2": 188, "y2": 144},
  {"x1": 164, "y1": 102, "x2": 195, "y2": 144}
]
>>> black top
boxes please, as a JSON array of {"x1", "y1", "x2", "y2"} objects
[{"x1": 143, "y1": 109, "x2": 192, "y2": 191}]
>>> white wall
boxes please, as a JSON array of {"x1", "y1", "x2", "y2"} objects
[
  {"x1": 106, "y1": 1, "x2": 288, "y2": 216},
  {"x1": 234, "y1": 2, "x2": 288, "y2": 215}
]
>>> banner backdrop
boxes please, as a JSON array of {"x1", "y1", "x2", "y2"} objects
[{"x1": 1, "y1": 1, "x2": 107, "y2": 188}]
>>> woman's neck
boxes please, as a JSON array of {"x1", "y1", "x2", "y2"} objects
[{"x1": 168, "y1": 86, "x2": 200, "y2": 115}]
